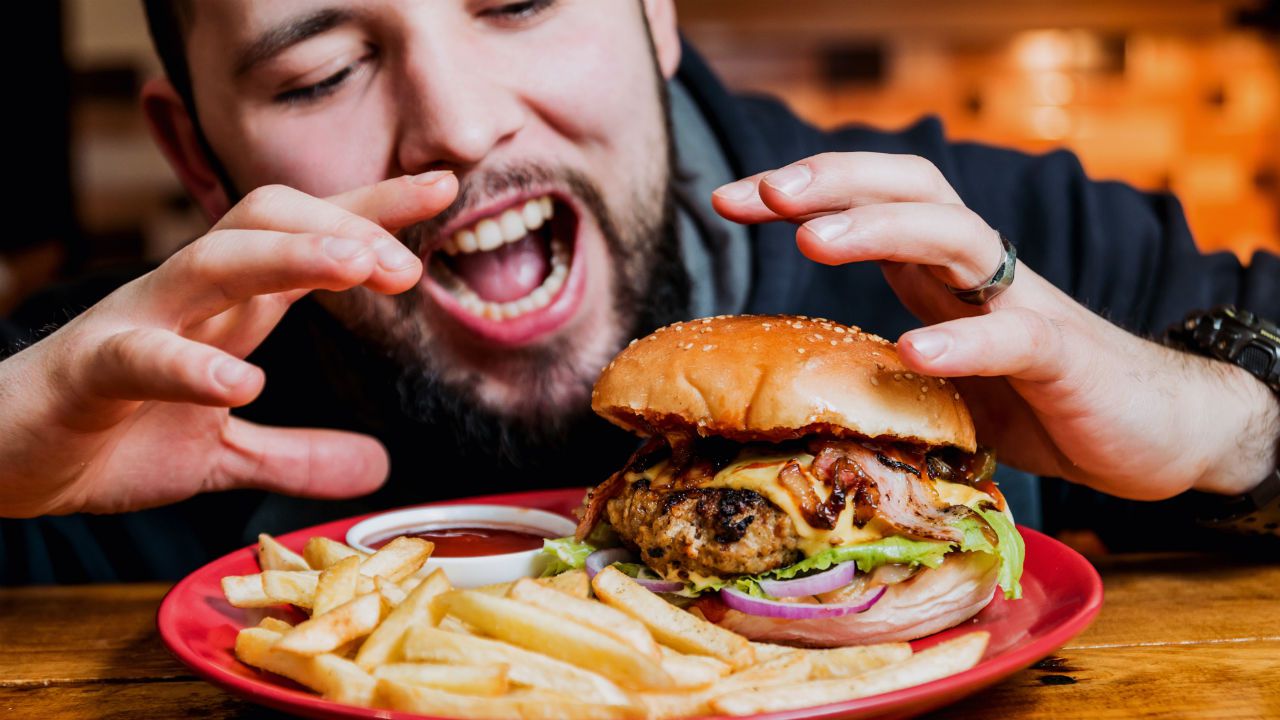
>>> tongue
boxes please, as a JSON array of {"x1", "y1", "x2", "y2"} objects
[{"x1": 451, "y1": 234, "x2": 550, "y2": 303}]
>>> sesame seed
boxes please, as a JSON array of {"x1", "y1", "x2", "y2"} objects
[
  {"x1": 702, "y1": 344, "x2": 716, "y2": 351},
  {"x1": 701, "y1": 318, "x2": 711, "y2": 324},
  {"x1": 870, "y1": 377, "x2": 880, "y2": 386},
  {"x1": 797, "y1": 348, "x2": 806, "y2": 354},
  {"x1": 675, "y1": 325, "x2": 684, "y2": 332},
  {"x1": 921, "y1": 385, "x2": 929, "y2": 393},
  {"x1": 917, "y1": 394, "x2": 925, "y2": 402},
  {"x1": 628, "y1": 339, "x2": 637, "y2": 346},
  {"x1": 830, "y1": 340, "x2": 838, "y2": 346},
  {"x1": 843, "y1": 336, "x2": 854, "y2": 343},
  {"x1": 954, "y1": 393, "x2": 961, "y2": 400},
  {"x1": 904, "y1": 373, "x2": 915, "y2": 380},
  {"x1": 875, "y1": 362, "x2": 885, "y2": 371},
  {"x1": 893, "y1": 373, "x2": 902, "y2": 381},
  {"x1": 834, "y1": 327, "x2": 846, "y2": 334}
]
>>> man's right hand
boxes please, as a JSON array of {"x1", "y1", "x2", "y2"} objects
[{"x1": 0, "y1": 171, "x2": 457, "y2": 518}]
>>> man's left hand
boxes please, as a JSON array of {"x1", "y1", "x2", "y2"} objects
[{"x1": 713, "y1": 152, "x2": 1279, "y2": 500}]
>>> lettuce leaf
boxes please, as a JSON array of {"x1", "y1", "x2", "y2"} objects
[
  {"x1": 539, "y1": 536, "x2": 597, "y2": 576},
  {"x1": 977, "y1": 507, "x2": 1025, "y2": 600}
]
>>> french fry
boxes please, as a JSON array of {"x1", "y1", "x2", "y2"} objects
[
  {"x1": 304, "y1": 537, "x2": 365, "y2": 570},
  {"x1": 375, "y1": 576, "x2": 409, "y2": 607},
  {"x1": 257, "y1": 533, "x2": 309, "y2": 572},
  {"x1": 222, "y1": 574, "x2": 272, "y2": 608},
  {"x1": 374, "y1": 678, "x2": 642, "y2": 719},
  {"x1": 634, "y1": 652, "x2": 810, "y2": 719},
  {"x1": 372, "y1": 663, "x2": 509, "y2": 696},
  {"x1": 712, "y1": 631, "x2": 990, "y2": 716},
  {"x1": 402, "y1": 626, "x2": 633, "y2": 707},
  {"x1": 591, "y1": 566, "x2": 755, "y2": 669},
  {"x1": 359, "y1": 536, "x2": 433, "y2": 582},
  {"x1": 657, "y1": 646, "x2": 731, "y2": 689},
  {"x1": 507, "y1": 578, "x2": 661, "y2": 659},
  {"x1": 261, "y1": 570, "x2": 320, "y2": 609},
  {"x1": 257, "y1": 617, "x2": 295, "y2": 633},
  {"x1": 235, "y1": 627, "x2": 375, "y2": 705},
  {"x1": 539, "y1": 568, "x2": 590, "y2": 599},
  {"x1": 802, "y1": 642, "x2": 915, "y2": 679},
  {"x1": 313, "y1": 556, "x2": 360, "y2": 616},
  {"x1": 437, "y1": 615, "x2": 480, "y2": 636},
  {"x1": 436, "y1": 589, "x2": 674, "y2": 690},
  {"x1": 275, "y1": 592, "x2": 385, "y2": 655},
  {"x1": 355, "y1": 569, "x2": 452, "y2": 671}
]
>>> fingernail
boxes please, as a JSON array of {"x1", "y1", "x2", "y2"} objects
[
  {"x1": 763, "y1": 164, "x2": 812, "y2": 196},
  {"x1": 713, "y1": 180, "x2": 755, "y2": 202},
  {"x1": 413, "y1": 170, "x2": 453, "y2": 186},
  {"x1": 374, "y1": 239, "x2": 418, "y2": 271},
  {"x1": 905, "y1": 331, "x2": 951, "y2": 361},
  {"x1": 214, "y1": 358, "x2": 252, "y2": 389},
  {"x1": 806, "y1": 214, "x2": 851, "y2": 242},
  {"x1": 323, "y1": 236, "x2": 367, "y2": 261}
]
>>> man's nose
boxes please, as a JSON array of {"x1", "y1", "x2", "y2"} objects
[{"x1": 393, "y1": 43, "x2": 527, "y2": 173}]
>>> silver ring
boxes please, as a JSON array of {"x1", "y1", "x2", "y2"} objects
[{"x1": 946, "y1": 233, "x2": 1016, "y2": 305}]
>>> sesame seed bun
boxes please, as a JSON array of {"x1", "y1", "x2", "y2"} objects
[{"x1": 591, "y1": 315, "x2": 976, "y2": 452}]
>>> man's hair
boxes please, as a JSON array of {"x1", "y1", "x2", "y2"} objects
[{"x1": 142, "y1": 0, "x2": 195, "y2": 112}]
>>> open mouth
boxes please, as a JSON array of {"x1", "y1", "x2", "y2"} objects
[{"x1": 422, "y1": 193, "x2": 585, "y2": 346}]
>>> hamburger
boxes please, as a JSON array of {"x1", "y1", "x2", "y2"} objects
[{"x1": 546, "y1": 315, "x2": 1024, "y2": 648}]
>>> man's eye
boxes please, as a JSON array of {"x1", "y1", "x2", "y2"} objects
[
  {"x1": 274, "y1": 55, "x2": 372, "y2": 106},
  {"x1": 483, "y1": 0, "x2": 554, "y2": 22}
]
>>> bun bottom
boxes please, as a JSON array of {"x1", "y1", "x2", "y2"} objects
[{"x1": 715, "y1": 552, "x2": 1000, "y2": 648}]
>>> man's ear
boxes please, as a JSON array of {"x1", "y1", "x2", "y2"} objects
[
  {"x1": 641, "y1": 0, "x2": 681, "y2": 80},
  {"x1": 140, "y1": 77, "x2": 232, "y2": 221}
]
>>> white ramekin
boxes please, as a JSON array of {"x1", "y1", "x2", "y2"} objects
[{"x1": 345, "y1": 504, "x2": 577, "y2": 588}]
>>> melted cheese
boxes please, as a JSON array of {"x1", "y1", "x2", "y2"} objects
[{"x1": 626, "y1": 448, "x2": 997, "y2": 558}]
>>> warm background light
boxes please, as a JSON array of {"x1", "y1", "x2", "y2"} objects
[{"x1": 679, "y1": 0, "x2": 1280, "y2": 261}]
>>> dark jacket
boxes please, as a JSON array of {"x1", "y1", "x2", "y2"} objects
[{"x1": 3, "y1": 47, "x2": 1277, "y2": 583}]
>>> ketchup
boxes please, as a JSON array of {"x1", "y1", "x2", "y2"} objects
[{"x1": 367, "y1": 524, "x2": 553, "y2": 557}]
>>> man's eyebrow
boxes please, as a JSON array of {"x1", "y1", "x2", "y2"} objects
[{"x1": 232, "y1": 8, "x2": 358, "y2": 78}]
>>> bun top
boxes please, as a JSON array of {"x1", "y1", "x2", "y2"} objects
[{"x1": 591, "y1": 315, "x2": 976, "y2": 451}]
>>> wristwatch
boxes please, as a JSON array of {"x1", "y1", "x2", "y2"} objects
[{"x1": 1165, "y1": 306, "x2": 1280, "y2": 536}]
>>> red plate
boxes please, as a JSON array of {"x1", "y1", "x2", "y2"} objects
[{"x1": 158, "y1": 488, "x2": 1102, "y2": 720}]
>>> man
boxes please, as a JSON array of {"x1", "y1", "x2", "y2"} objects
[{"x1": 1, "y1": 0, "x2": 1277, "y2": 582}]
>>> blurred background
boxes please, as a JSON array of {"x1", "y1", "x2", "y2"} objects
[{"x1": 6, "y1": 0, "x2": 1278, "y2": 316}]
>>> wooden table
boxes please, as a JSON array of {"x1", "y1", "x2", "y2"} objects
[{"x1": 2, "y1": 552, "x2": 1276, "y2": 719}]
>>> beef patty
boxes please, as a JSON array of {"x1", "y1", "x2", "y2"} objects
[{"x1": 606, "y1": 481, "x2": 802, "y2": 581}]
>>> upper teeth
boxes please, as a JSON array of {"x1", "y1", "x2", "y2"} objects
[{"x1": 444, "y1": 196, "x2": 554, "y2": 255}]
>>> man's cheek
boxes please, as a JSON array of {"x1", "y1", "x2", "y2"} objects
[{"x1": 239, "y1": 117, "x2": 389, "y2": 196}]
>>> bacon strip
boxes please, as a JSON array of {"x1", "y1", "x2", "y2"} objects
[{"x1": 810, "y1": 440, "x2": 978, "y2": 545}]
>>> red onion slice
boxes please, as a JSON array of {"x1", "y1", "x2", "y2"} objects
[
  {"x1": 719, "y1": 584, "x2": 887, "y2": 619},
  {"x1": 584, "y1": 548, "x2": 685, "y2": 593},
  {"x1": 585, "y1": 548, "x2": 631, "y2": 580},
  {"x1": 757, "y1": 561, "x2": 857, "y2": 598}
]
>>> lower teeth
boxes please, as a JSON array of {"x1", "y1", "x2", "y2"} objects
[{"x1": 438, "y1": 237, "x2": 571, "y2": 320}]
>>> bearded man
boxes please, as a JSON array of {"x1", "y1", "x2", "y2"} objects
[{"x1": 0, "y1": 0, "x2": 1276, "y2": 582}]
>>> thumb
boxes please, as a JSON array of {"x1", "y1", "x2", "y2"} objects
[{"x1": 209, "y1": 417, "x2": 390, "y2": 499}]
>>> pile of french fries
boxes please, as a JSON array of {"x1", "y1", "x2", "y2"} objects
[{"x1": 222, "y1": 533, "x2": 990, "y2": 719}]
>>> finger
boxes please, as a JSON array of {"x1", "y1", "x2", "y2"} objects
[
  {"x1": 80, "y1": 327, "x2": 264, "y2": 407},
  {"x1": 143, "y1": 229, "x2": 384, "y2": 326},
  {"x1": 208, "y1": 417, "x2": 390, "y2": 499},
  {"x1": 713, "y1": 152, "x2": 962, "y2": 224},
  {"x1": 326, "y1": 170, "x2": 458, "y2": 232},
  {"x1": 213, "y1": 176, "x2": 456, "y2": 290},
  {"x1": 896, "y1": 308, "x2": 1074, "y2": 384},
  {"x1": 795, "y1": 202, "x2": 1004, "y2": 290}
]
